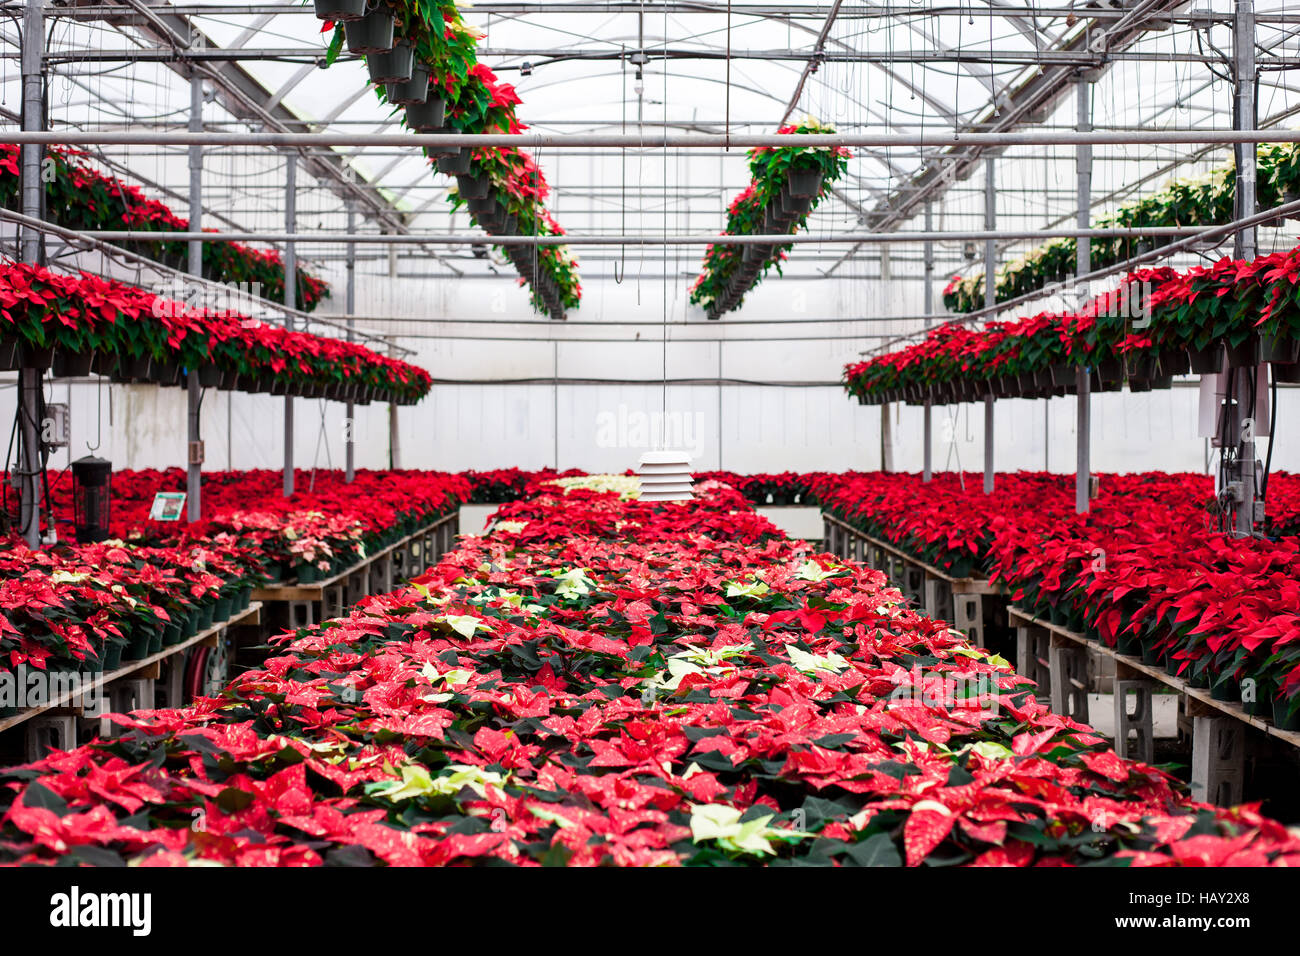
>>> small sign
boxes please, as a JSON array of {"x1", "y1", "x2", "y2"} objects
[{"x1": 149, "y1": 492, "x2": 186, "y2": 521}]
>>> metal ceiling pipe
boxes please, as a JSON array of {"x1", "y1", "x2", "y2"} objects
[
  {"x1": 78, "y1": 225, "x2": 1250, "y2": 245},
  {"x1": 4, "y1": 129, "x2": 1300, "y2": 148}
]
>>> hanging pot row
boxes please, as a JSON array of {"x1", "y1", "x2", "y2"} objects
[{"x1": 705, "y1": 165, "x2": 821, "y2": 319}]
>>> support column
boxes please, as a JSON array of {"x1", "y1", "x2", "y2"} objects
[
  {"x1": 283, "y1": 154, "x2": 297, "y2": 497},
  {"x1": 1233, "y1": 0, "x2": 1258, "y2": 535},
  {"x1": 1075, "y1": 75, "x2": 1093, "y2": 515},
  {"x1": 923, "y1": 201, "x2": 934, "y2": 483},
  {"x1": 344, "y1": 202, "x2": 356, "y2": 483},
  {"x1": 388, "y1": 338, "x2": 402, "y2": 470},
  {"x1": 880, "y1": 404, "x2": 893, "y2": 472},
  {"x1": 983, "y1": 160, "x2": 996, "y2": 495},
  {"x1": 186, "y1": 67, "x2": 203, "y2": 523},
  {"x1": 17, "y1": 0, "x2": 44, "y2": 549}
]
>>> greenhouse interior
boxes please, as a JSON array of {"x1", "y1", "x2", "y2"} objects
[{"x1": 1, "y1": 0, "x2": 1300, "y2": 891}]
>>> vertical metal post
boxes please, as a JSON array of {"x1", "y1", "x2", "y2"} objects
[
  {"x1": 880, "y1": 404, "x2": 893, "y2": 472},
  {"x1": 186, "y1": 67, "x2": 203, "y2": 522},
  {"x1": 387, "y1": 337, "x2": 402, "y2": 469},
  {"x1": 1075, "y1": 75, "x2": 1093, "y2": 515},
  {"x1": 17, "y1": 0, "x2": 44, "y2": 548},
  {"x1": 344, "y1": 202, "x2": 356, "y2": 483},
  {"x1": 283, "y1": 154, "x2": 297, "y2": 497},
  {"x1": 983, "y1": 159, "x2": 996, "y2": 494},
  {"x1": 923, "y1": 201, "x2": 933, "y2": 483},
  {"x1": 386, "y1": 235, "x2": 400, "y2": 470},
  {"x1": 1233, "y1": 0, "x2": 1257, "y2": 534}
]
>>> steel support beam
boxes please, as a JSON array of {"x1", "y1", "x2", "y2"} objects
[
  {"x1": 983, "y1": 159, "x2": 995, "y2": 495},
  {"x1": 1233, "y1": 0, "x2": 1258, "y2": 536},
  {"x1": 345, "y1": 202, "x2": 356, "y2": 484},
  {"x1": 186, "y1": 67, "x2": 203, "y2": 523},
  {"x1": 18, "y1": 0, "x2": 43, "y2": 549},
  {"x1": 1076, "y1": 76, "x2": 1092, "y2": 516},
  {"x1": 283, "y1": 154, "x2": 296, "y2": 499},
  {"x1": 923, "y1": 200, "x2": 934, "y2": 483}
]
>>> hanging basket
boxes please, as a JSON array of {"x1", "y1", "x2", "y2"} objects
[
  {"x1": 405, "y1": 96, "x2": 446, "y2": 132},
  {"x1": 1224, "y1": 334, "x2": 1260, "y2": 369},
  {"x1": 457, "y1": 174, "x2": 492, "y2": 200},
  {"x1": 51, "y1": 350, "x2": 95, "y2": 379},
  {"x1": 385, "y1": 63, "x2": 430, "y2": 104},
  {"x1": 0, "y1": 338, "x2": 23, "y2": 372},
  {"x1": 20, "y1": 344, "x2": 53, "y2": 370},
  {"x1": 367, "y1": 41, "x2": 415, "y2": 85},
  {"x1": 787, "y1": 165, "x2": 822, "y2": 199},
  {"x1": 313, "y1": 0, "x2": 367, "y2": 21},
  {"x1": 345, "y1": 9, "x2": 395, "y2": 55},
  {"x1": 1188, "y1": 343, "x2": 1225, "y2": 375},
  {"x1": 1260, "y1": 332, "x2": 1299, "y2": 365},
  {"x1": 436, "y1": 150, "x2": 471, "y2": 176},
  {"x1": 198, "y1": 364, "x2": 222, "y2": 388}
]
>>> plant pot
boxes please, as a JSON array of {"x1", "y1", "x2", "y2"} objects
[
  {"x1": 344, "y1": 9, "x2": 395, "y2": 55},
  {"x1": 1210, "y1": 675, "x2": 1237, "y2": 702},
  {"x1": 1188, "y1": 343, "x2": 1225, "y2": 375},
  {"x1": 1275, "y1": 362, "x2": 1300, "y2": 384},
  {"x1": 199, "y1": 364, "x2": 221, "y2": 387},
  {"x1": 102, "y1": 642, "x2": 122, "y2": 672},
  {"x1": 385, "y1": 63, "x2": 430, "y2": 104},
  {"x1": 1272, "y1": 692, "x2": 1300, "y2": 731},
  {"x1": 123, "y1": 630, "x2": 151, "y2": 662},
  {"x1": 313, "y1": 0, "x2": 366, "y2": 20},
  {"x1": 213, "y1": 596, "x2": 233, "y2": 622},
  {"x1": 51, "y1": 350, "x2": 95, "y2": 378},
  {"x1": 1156, "y1": 348, "x2": 1190, "y2": 377},
  {"x1": 1224, "y1": 335, "x2": 1260, "y2": 369},
  {"x1": 153, "y1": 360, "x2": 182, "y2": 385},
  {"x1": 296, "y1": 562, "x2": 319, "y2": 584},
  {"x1": 787, "y1": 165, "x2": 822, "y2": 199},
  {"x1": 163, "y1": 622, "x2": 183, "y2": 647},
  {"x1": 0, "y1": 338, "x2": 20, "y2": 371},
  {"x1": 239, "y1": 587, "x2": 252, "y2": 611},
  {"x1": 367, "y1": 40, "x2": 414, "y2": 84},
  {"x1": 20, "y1": 344, "x2": 53, "y2": 370},
  {"x1": 181, "y1": 612, "x2": 198, "y2": 639},
  {"x1": 197, "y1": 602, "x2": 215, "y2": 630},
  {"x1": 1115, "y1": 632, "x2": 1141, "y2": 656},
  {"x1": 437, "y1": 150, "x2": 471, "y2": 176},
  {"x1": 457, "y1": 174, "x2": 491, "y2": 200},
  {"x1": 406, "y1": 96, "x2": 447, "y2": 132},
  {"x1": 1140, "y1": 643, "x2": 1163, "y2": 667},
  {"x1": 1260, "y1": 332, "x2": 1300, "y2": 365}
]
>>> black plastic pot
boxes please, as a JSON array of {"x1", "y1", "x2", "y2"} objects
[
  {"x1": 1273, "y1": 692, "x2": 1300, "y2": 731},
  {"x1": 1156, "y1": 348, "x2": 1190, "y2": 377},
  {"x1": 367, "y1": 40, "x2": 414, "y2": 84},
  {"x1": 457, "y1": 174, "x2": 491, "y2": 200},
  {"x1": 385, "y1": 63, "x2": 430, "y2": 104},
  {"x1": 0, "y1": 338, "x2": 18, "y2": 371},
  {"x1": 199, "y1": 364, "x2": 221, "y2": 388},
  {"x1": 787, "y1": 165, "x2": 822, "y2": 199},
  {"x1": 51, "y1": 350, "x2": 95, "y2": 378},
  {"x1": 153, "y1": 360, "x2": 182, "y2": 386},
  {"x1": 1260, "y1": 332, "x2": 1299, "y2": 365},
  {"x1": 1275, "y1": 362, "x2": 1300, "y2": 384},
  {"x1": 345, "y1": 9, "x2": 395, "y2": 54},
  {"x1": 218, "y1": 369, "x2": 239, "y2": 390},
  {"x1": 1224, "y1": 334, "x2": 1260, "y2": 369},
  {"x1": 405, "y1": 96, "x2": 446, "y2": 131},
  {"x1": 313, "y1": 0, "x2": 367, "y2": 20},
  {"x1": 436, "y1": 150, "x2": 472, "y2": 176},
  {"x1": 1188, "y1": 343, "x2": 1225, "y2": 375},
  {"x1": 20, "y1": 344, "x2": 53, "y2": 370}
]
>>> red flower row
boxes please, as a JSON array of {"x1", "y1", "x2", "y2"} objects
[
  {"x1": 0, "y1": 261, "x2": 430, "y2": 403},
  {"x1": 2, "y1": 477, "x2": 1297, "y2": 866}
]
